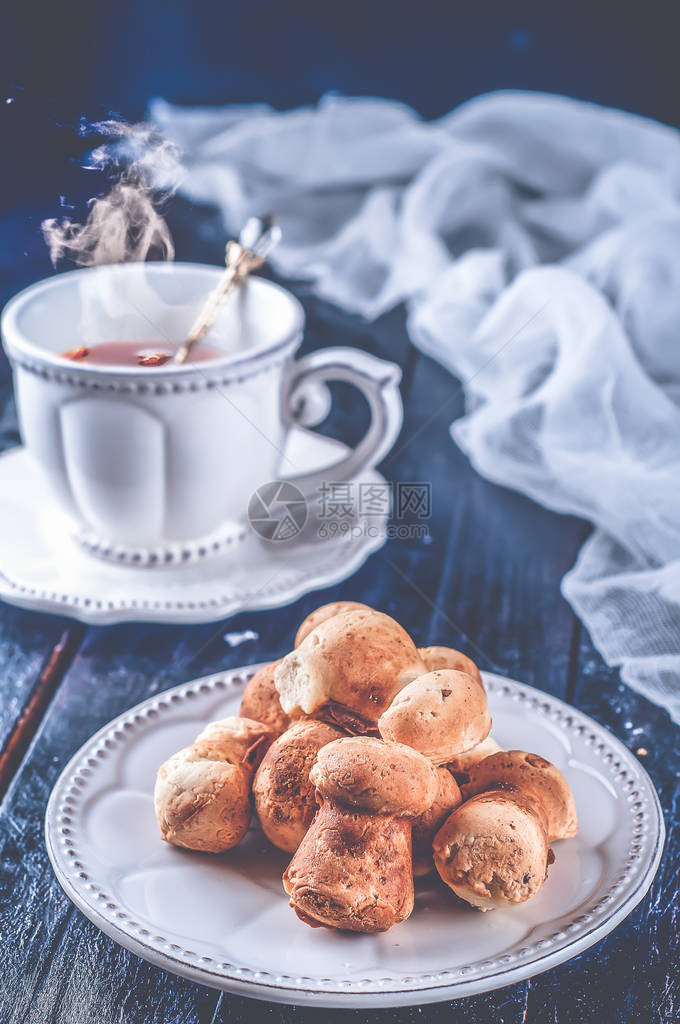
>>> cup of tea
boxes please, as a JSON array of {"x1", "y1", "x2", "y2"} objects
[{"x1": 1, "y1": 262, "x2": 403, "y2": 563}]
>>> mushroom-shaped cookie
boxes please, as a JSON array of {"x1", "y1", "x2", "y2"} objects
[
  {"x1": 253, "y1": 719, "x2": 344, "y2": 853},
  {"x1": 275, "y1": 609, "x2": 425, "y2": 734},
  {"x1": 411, "y1": 767, "x2": 462, "y2": 876},
  {"x1": 154, "y1": 716, "x2": 274, "y2": 853},
  {"x1": 295, "y1": 600, "x2": 371, "y2": 647},
  {"x1": 283, "y1": 737, "x2": 437, "y2": 932},
  {"x1": 446, "y1": 736, "x2": 503, "y2": 778},
  {"x1": 419, "y1": 646, "x2": 484, "y2": 689},
  {"x1": 378, "y1": 669, "x2": 491, "y2": 765},
  {"x1": 433, "y1": 751, "x2": 575, "y2": 910},
  {"x1": 458, "y1": 750, "x2": 577, "y2": 841},
  {"x1": 433, "y1": 789, "x2": 553, "y2": 910},
  {"x1": 240, "y1": 660, "x2": 291, "y2": 737}
]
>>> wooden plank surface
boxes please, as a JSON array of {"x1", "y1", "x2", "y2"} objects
[
  {"x1": 0, "y1": 365, "x2": 87, "y2": 796},
  {"x1": 532, "y1": 630, "x2": 678, "y2": 1024},
  {"x1": 0, "y1": 619, "x2": 84, "y2": 799}
]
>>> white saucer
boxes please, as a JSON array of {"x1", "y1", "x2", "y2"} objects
[
  {"x1": 45, "y1": 665, "x2": 664, "y2": 1008},
  {"x1": 0, "y1": 432, "x2": 389, "y2": 625}
]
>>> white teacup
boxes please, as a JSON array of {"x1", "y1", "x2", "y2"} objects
[{"x1": 1, "y1": 262, "x2": 403, "y2": 563}]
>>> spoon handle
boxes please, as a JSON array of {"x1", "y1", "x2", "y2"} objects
[{"x1": 174, "y1": 216, "x2": 281, "y2": 366}]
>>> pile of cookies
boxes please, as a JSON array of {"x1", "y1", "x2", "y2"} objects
[{"x1": 154, "y1": 601, "x2": 577, "y2": 933}]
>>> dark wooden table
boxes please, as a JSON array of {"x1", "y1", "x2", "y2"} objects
[{"x1": 1, "y1": 6, "x2": 678, "y2": 1020}]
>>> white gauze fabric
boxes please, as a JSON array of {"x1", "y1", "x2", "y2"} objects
[{"x1": 152, "y1": 91, "x2": 680, "y2": 722}]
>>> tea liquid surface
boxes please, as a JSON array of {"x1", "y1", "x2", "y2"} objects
[{"x1": 61, "y1": 340, "x2": 224, "y2": 367}]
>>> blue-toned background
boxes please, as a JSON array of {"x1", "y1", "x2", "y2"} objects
[
  {"x1": 0, "y1": 4, "x2": 677, "y2": 1023},
  {"x1": 1, "y1": 0, "x2": 678, "y2": 299}
]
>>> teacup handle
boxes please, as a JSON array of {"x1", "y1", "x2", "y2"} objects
[{"x1": 281, "y1": 347, "x2": 403, "y2": 498}]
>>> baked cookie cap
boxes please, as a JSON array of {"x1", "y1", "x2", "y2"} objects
[
  {"x1": 239, "y1": 660, "x2": 291, "y2": 736},
  {"x1": 433, "y1": 789, "x2": 552, "y2": 909},
  {"x1": 309, "y1": 736, "x2": 438, "y2": 816},
  {"x1": 418, "y1": 646, "x2": 484, "y2": 689},
  {"x1": 295, "y1": 600, "x2": 371, "y2": 647},
  {"x1": 253, "y1": 719, "x2": 344, "y2": 853},
  {"x1": 378, "y1": 669, "x2": 491, "y2": 764},
  {"x1": 459, "y1": 750, "x2": 577, "y2": 841},
  {"x1": 275, "y1": 609, "x2": 425, "y2": 724}
]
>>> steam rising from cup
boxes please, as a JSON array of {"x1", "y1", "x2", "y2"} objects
[{"x1": 42, "y1": 121, "x2": 181, "y2": 267}]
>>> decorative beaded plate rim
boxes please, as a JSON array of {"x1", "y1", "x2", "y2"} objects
[{"x1": 45, "y1": 666, "x2": 665, "y2": 1008}]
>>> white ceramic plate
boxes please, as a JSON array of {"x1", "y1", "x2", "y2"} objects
[
  {"x1": 0, "y1": 430, "x2": 388, "y2": 625},
  {"x1": 45, "y1": 666, "x2": 664, "y2": 1008}
]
